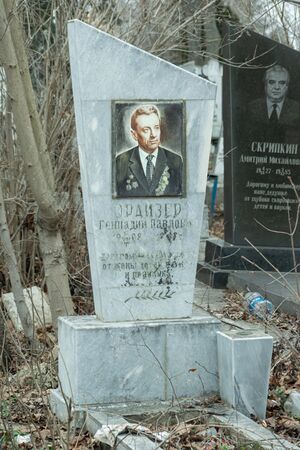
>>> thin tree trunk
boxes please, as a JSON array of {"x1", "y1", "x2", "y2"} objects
[
  {"x1": 2, "y1": 0, "x2": 55, "y2": 192},
  {"x1": 38, "y1": 227, "x2": 74, "y2": 317},
  {"x1": 0, "y1": 178, "x2": 38, "y2": 347},
  {"x1": 0, "y1": 0, "x2": 74, "y2": 325}
]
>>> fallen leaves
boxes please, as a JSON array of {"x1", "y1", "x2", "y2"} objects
[
  {"x1": 277, "y1": 417, "x2": 300, "y2": 432},
  {"x1": 221, "y1": 289, "x2": 300, "y2": 446}
]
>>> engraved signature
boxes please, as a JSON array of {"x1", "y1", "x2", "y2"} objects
[{"x1": 124, "y1": 286, "x2": 175, "y2": 303}]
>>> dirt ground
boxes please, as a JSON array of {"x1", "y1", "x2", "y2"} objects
[
  {"x1": 1, "y1": 290, "x2": 299, "y2": 448},
  {"x1": 0, "y1": 211, "x2": 299, "y2": 449}
]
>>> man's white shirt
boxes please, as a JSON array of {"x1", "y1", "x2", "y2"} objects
[
  {"x1": 266, "y1": 98, "x2": 284, "y2": 119},
  {"x1": 139, "y1": 147, "x2": 158, "y2": 176}
]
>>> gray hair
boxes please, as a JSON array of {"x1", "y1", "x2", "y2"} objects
[{"x1": 264, "y1": 65, "x2": 290, "y2": 85}]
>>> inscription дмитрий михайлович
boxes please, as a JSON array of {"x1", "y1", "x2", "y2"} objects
[{"x1": 239, "y1": 142, "x2": 300, "y2": 212}]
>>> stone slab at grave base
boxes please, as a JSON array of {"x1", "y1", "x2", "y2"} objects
[
  {"x1": 57, "y1": 315, "x2": 220, "y2": 406},
  {"x1": 50, "y1": 390, "x2": 220, "y2": 429},
  {"x1": 197, "y1": 237, "x2": 300, "y2": 288},
  {"x1": 50, "y1": 395, "x2": 299, "y2": 450},
  {"x1": 50, "y1": 390, "x2": 164, "y2": 449},
  {"x1": 209, "y1": 404, "x2": 300, "y2": 450}
]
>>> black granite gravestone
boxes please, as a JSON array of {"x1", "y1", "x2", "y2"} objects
[{"x1": 198, "y1": 25, "x2": 300, "y2": 287}]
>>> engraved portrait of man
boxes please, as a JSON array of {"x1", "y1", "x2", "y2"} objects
[
  {"x1": 246, "y1": 65, "x2": 300, "y2": 143},
  {"x1": 114, "y1": 103, "x2": 184, "y2": 198}
]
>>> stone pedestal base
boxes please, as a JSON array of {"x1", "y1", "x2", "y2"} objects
[
  {"x1": 57, "y1": 315, "x2": 221, "y2": 406},
  {"x1": 197, "y1": 237, "x2": 300, "y2": 288},
  {"x1": 217, "y1": 329, "x2": 273, "y2": 419}
]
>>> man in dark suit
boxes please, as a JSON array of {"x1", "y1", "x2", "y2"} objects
[
  {"x1": 246, "y1": 65, "x2": 300, "y2": 144},
  {"x1": 116, "y1": 105, "x2": 183, "y2": 197}
]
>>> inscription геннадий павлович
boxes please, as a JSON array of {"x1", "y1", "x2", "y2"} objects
[{"x1": 98, "y1": 201, "x2": 191, "y2": 299}]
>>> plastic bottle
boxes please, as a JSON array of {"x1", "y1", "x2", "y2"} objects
[{"x1": 244, "y1": 292, "x2": 273, "y2": 319}]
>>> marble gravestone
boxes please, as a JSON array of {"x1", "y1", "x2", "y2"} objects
[
  {"x1": 51, "y1": 20, "x2": 221, "y2": 409},
  {"x1": 68, "y1": 20, "x2": 216, "y2": 322},
  {"x1": 199, "y1": 25, "x2": 300, "y2": 287}
]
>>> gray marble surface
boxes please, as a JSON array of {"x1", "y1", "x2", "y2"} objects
[
  {"x1": 217, "y1": 330, "x2": 273, "y2": 420},
  {"x1": 68, "y1": 20, "x2": 216, "y2": 321},
  {"x1": 58, "y1": 315, "x2": 220, "y2": 405}
]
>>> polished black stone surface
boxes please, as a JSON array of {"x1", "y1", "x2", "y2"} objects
[
  {"x1": 205, "y1": 238, "x2": 300, "y2": 272},
  {"x1": 196, "y1": 261, "x2": 230, "y2": 289},
  {"x1": 222, "y1": 24, "x2": 300, "y2": 248},
  {"x1": 200, "y1": 26, "x2": 300, "y2": 288},
  {"x1": 197, "y1": 238, "x2": 300, "y2": 288}
]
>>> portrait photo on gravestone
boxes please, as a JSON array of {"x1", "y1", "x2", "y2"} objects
[
  {"x1": 244, "y1": 64, "x2": 300, "y2": 145},
  {"x1": 112, "y1": 101, "x2": 185, "y2": 198},
  {"x1": 223, "y1": 26, "x2": 300, "y2": 247}
]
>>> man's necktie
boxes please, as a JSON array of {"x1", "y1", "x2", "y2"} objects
[
  {"x1": 146, "y1": 154, "x2": 154, "y2": 185},
  {"x1": 269, "y1": 104, "x2": 278, "y2": 124}
]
